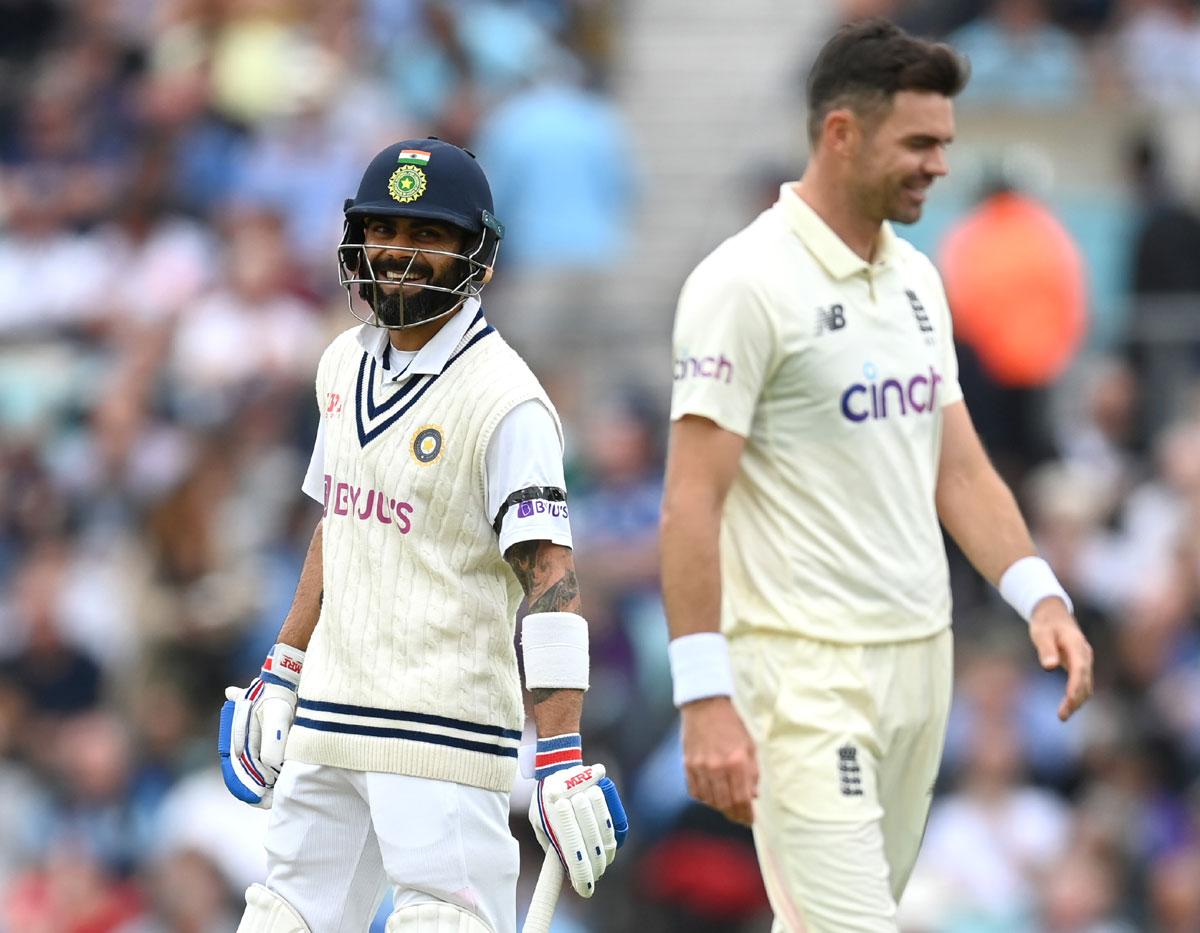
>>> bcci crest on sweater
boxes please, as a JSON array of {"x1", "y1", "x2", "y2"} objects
[{"x1": 412, "y1": 426, "x2": 444, "y2": 464}]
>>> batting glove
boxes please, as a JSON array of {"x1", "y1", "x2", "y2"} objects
[
  {"x1": 528, "y1": 734, "x2": 629, "y2": 898},
  {"x1": 217, "y1": 643, "x2": 304, "y2": 808}
]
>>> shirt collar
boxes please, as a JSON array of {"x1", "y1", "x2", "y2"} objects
[
  {"x1": 775, "y1": 183, "x2": 897, "y2": 279},
  {"x1": 354, "y1": 297, "x2": 482, "y2": 375}
]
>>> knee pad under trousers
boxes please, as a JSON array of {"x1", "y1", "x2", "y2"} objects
[
  {"x1": 386, "y1": 901, "x2": 493, "y2": 932},
  {"x1": 236, "y1": 884, "x2": 312, "y2": 933}
]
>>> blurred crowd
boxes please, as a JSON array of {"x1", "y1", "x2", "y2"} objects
[
  {"x1": 845, "y1": 0, "x2": 1200, "y2": 107},
  {"x1": 1, "y1": 0, "x2": 1199, "y2": 932}
]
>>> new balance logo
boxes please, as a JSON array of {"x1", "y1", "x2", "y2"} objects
[
  {"x1": 814, "y1": 303, "x2": 847, "y2": 336},
  {"x1": 838, "y1": 744, "x2": 863, "y2": 797}
]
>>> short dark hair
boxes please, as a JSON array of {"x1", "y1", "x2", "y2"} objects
[{"x1": 806, "y1": 19, "x2": 969, "y2": 144}]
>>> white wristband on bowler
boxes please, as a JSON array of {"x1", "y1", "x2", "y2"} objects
[
  {"x1": 998, "y1": 556, "x2": 1073, "y2": 623},
  {"x1": 668, "y1": 632, "x2": 735, "y2": 708}
]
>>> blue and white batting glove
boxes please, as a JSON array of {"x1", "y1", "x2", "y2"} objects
[
  {"x1": 217, "y1": 643, "x2": 304, "y2": 808},
  {"x1": 528, "y1": 734, "x2": 629, "y2": 898}
]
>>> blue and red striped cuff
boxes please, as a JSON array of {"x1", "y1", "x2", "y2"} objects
[{"x1": 534, "y1": 733, "x2": 583, "y2": 780}]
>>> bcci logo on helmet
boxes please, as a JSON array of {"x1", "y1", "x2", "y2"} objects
[{"x1": 388, "y1": 165, "x2": 427, "y2": 203}]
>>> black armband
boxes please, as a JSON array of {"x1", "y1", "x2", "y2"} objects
[{"x1": 491, "y1": 485, "x2": 567, "y2": 535}]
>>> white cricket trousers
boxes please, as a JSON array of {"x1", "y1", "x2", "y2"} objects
[
  {"x1": 261, "y1": 761, "x2": 519, "y2": 933},
  {"x1": 731, "y1": 628, "x2": 953, "y2": 933}
]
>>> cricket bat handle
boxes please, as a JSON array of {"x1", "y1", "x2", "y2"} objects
[{"x1": 522, "y1": 851, "x2": 563, "y2": 933}]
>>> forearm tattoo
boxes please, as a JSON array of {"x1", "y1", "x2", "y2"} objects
[
  {"x1": 530, "y1": 688, "x2": 557, "y2": 705},
  {"x1": 529, "y1": 571, "x2": 580, "y2": 614},
  {"x1": 504, "y1": 541, "x2": 581, "y2": 613},
  {"x1": 506, "y1": 541, "x2": 583, "y2": 711},
  {"x1": 506, "y1": 540, "x2": 538, "y2": 595}
]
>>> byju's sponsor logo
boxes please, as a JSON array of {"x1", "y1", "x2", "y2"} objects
[
  {"x1": 840, "y1": 362, "x2": 943, "y2": 422},
  {"x1": 323, "y1": 474, "x2": 414, "y2": 533},
  {"x1": 517, "y1": 499, "x2": 569, "y2": 520},
  {"x1": 674, "y1": 353, "x2": 733, "y2": 384}
]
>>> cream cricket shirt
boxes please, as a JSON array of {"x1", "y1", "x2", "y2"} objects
[{"x1": 671, "y1": 184, "x2": 962, "y2": 645}]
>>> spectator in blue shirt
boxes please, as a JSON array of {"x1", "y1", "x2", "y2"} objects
[
  {"x1": 950, "y1": 0, "x2": 1086, "y2": 107},
  {"x1": 473, "y1": 57, "x2": 635, "y2": 270}
]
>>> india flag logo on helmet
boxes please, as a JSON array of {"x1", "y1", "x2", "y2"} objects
[{"x1": 396, "y1": 149, "x2": 432, "y2": 166}]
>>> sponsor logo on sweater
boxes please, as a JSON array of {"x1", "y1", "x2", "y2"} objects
[{"x1": 323, "y1": 474, "x2": 414, "y2": 533}]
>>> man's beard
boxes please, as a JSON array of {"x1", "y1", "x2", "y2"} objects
[
  {"x1": 850, "y1": 178, "x2": 918, "y2": 226},
  {"x1": 370, "y1": 259, "x2": 469, "y2": 327},
  {"x1": 374, "y1": 284, "x2": 451, "y2": 328}
]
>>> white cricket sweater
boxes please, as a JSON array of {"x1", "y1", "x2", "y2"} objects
[{"x1": 287, "y1": 309, "x2": 558, "y2": 791}]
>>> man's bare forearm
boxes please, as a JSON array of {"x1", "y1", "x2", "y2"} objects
[
  {"x1": 659, "y1": 416, "x2": 744, "y2": 642},
  {"x1": 277, "y1": 520, "x2": 324, "y2": 650},
  {"x1": 936, "y1": 465, "x2": 1036, "y2": 586},
  {"x1": 506, "y1": 540, "x2": 584, "y2": 735},
  {"x1": 660, "y1": 492, "x2": 724, "y2": 640},
  {"x1": 936, "y1": 402, "x2": 1040, "y2": 587}
]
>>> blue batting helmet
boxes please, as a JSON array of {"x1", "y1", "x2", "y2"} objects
[{"x1": 337, "y1": 137, "x2": 505, "y2": 329}]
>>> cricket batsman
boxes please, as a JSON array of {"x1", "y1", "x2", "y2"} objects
[{"x1": 217, "y1": 137, "x2": 626, "y2": 933}]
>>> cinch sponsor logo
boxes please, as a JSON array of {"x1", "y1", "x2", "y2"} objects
[
  {"x1": 840, "y1": 362, "x2": 943, "y2": 422},
  {"x1": 673, "y1": 354, "x2": 733, "y2": 384},
  {"x1": 517, "y1": 500, "x2": 569, "y2": 520},
  {"x1": 323, "y1": 474, "x2": 414, "y2": 533}
]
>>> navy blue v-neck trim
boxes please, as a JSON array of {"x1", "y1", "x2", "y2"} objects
[{"x1": 355, "y1": 318, "x2": 496, "y2": 448}]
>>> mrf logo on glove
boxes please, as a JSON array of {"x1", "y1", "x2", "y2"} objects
[
  {"x1": 274, "y1": 653, "x2": 303, "y2": 676},
  {"x1": 565, "y1": 767, "x2": 594, "y2": 790}
]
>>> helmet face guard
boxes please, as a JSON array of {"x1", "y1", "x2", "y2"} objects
[
  {"x1": 336, "y1": 220, "x2": 499, "y2": 330},
  {"x1": 337, "y1": 138, "x2": 504, "y2": 330}
]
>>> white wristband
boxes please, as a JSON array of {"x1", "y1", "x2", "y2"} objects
[
  {"x1": 668, "y1": 632, "x2": 735, "y2": 707},
  {"x1": 521, "y1": 612, "x2": 589, "y2": 690},
  {"x1": 998, "y1": 556, "x2": 1073, "y2": 623}
]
